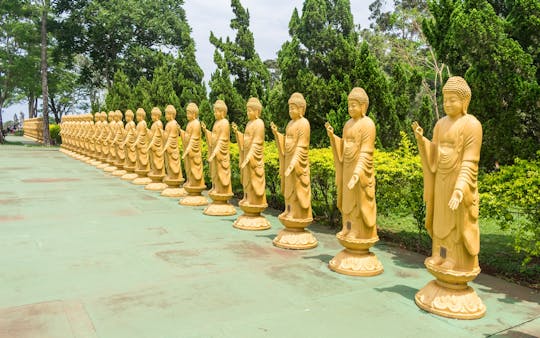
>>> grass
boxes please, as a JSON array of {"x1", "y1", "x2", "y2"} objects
[{"x1": 377, "y1": 214, "x2": 540, "y2": 290}]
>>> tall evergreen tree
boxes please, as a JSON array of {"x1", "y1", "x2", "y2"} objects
[
  {"x1": 105, "y1": 70, "x2": 131, "y2": 112},
  {"x1": 209, "y1": 0, "x2": 270, "y2": 127},
  {"x1": 424, "y1": 0, "x2": 540, "y2": 165},
  {"x1": 276, "y1": 0, "x2": 399, "y2": 147}
]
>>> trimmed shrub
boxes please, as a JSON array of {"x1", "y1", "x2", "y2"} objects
[
  {"x1": 480, "y1": 153, "x2": 540, "y2": 265},
  {"x1": 49, "y1": 124, "x2": 62, "y2": 145}
]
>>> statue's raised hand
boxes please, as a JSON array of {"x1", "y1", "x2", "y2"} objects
[
  {"x1": 201, "y1": 122, "x2": 207, "y2": 131},
  {"x1": 325, "y1": 122, "x2": 334, "y2": 137},
  {"x1": 231, "y1": 122, "x2": 238, "y2": 132},
  {"x1": 412, "y1": 121, "x2": 423, "y2": 140}
]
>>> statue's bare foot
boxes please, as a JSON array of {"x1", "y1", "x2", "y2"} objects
[
  {"x1": 345, "y1": 231, "x2": 360, "y2": 240},
  {"x1": 337, "y1": 228, "x2": 349, "y2": 237},
  {"x1": 427, "y1": 256, "x2": 444, "y2": 265},
  {"x1": 440, "y1": 259, "x2": 456, "y2": 270}
]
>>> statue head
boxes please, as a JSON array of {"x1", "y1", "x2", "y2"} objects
[
  {"x1": 443, "y1": 76, "x2": 471, "y2": 117},
  {"x1": 100, "y1": 111, "x2": 107, "y2": 122},
  {"x1": 246, "y1": 97, "x2": 262, "y2": 121},
  {"x1": 125, "y1": 109, "x2": 134, "y2": 122},
  {"x1": 115, "y1": 110, "x2": 123, "y2": 121},
  {"x1": 288, "y1": 92, "x2": 306, "y2": 120},
  {"x1": 165, "y1": 105, "x2": 177, "y2": 121},
  {"x1": 151, "y1": 107, "x2": 162, "y2": 122},
  {"x1": 213, "y1": 100, "x2": 227, "y2": 120},
  {"x1": 186, "y1": 103, "x2": 199, "y2": 121},
  {"x1": 136, "y1": 108, "x2": 146, "y2": 122},
  {"x1": 348, "y1": 87, "x2": 369, "y2": 118},
  {"x1": 108, "y1": 111, "x2": 114, "y2": 122}
]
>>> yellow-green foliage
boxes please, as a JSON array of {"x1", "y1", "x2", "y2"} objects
[
  {"x1": 178, "y1": 132, "x2": 426, "y2": 229},
  {"x1": 49, "y1": 124, "x2": 62, "y2": 145},
  {"x1": 480, "y1": 153, "x2": 540, "y2": 264}
]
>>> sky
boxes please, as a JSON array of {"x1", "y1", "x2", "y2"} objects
[{"x1": 2, "y1": 0, "x2": 382, "y2": 123}]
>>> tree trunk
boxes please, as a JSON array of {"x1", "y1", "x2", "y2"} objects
[
  {"x1": 40, "y1": 0, "x2": 51, "y2": 145},
  {"x1": 0, "y1": 103, "x2": 5, "y2": 144},
  {"x1": 49, "y1": 95, "x2": 60, "y2": 123}
]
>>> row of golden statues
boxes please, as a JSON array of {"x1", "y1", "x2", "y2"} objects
[
  {"x1": 58, "y1": 76, "x2": 485, "y2": 320},
  {"x1": 22, "y1": 117, "x2": 44, "y2": 142}
]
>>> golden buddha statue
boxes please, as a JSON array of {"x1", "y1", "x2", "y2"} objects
[
  {"x1": 179, "y1": 103, "x2": 208, "y2": 206},
  {"x1": 232, "y1": 97, "x2": 270, "y2": 230},
  {"x1": 270, "y1": 92, "x2": 317, "y2": 249},
  {"x1": 89, "y1": 113, "x2": 102, "y2": 165},
  {"x1": 160, "y1": 105, "x2": 186, "y2": 197},
  {"x1": 112, "y1": 110, "x2": 127, "y2": 176},
  {"x1": 120, "y1": 110, "x2": 139, "y2": 180},
  {"x1": 97, "y1": 112, "x2": 111, "y2": 169},
  {"x1": 326, "y1": 87, "x2": 382, "y2": 276},
  {"x1": 413, "y1": 76, "x2": 485, "y2": 319},
  {"x1": 103, "y1": 111, "x2": 118, "y2": 172},
  {"x1": 132, "y1": 108, "x2": 152, "y2": 185},
  {"x1": 145, "y1": 107, "x2": 167, "y2": 191},
  {"x1": 201, "y1": 100, "x2": 236, "y2": 215}
]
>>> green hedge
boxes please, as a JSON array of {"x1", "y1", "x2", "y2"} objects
[
  {"x1": 222, "y1": 131, "x2": 424, "y2": 229},
  {"x1": 49, "y1": 124, "x2": 62, "y2": 145},
  {"x1": 480, "y1": 153, "x2": 540, "y2": 264}
]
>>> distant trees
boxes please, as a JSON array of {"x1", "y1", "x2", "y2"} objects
[
  {"x1": 208, "y1": 0, "x2": 270, "y2": 127},
  {"x1": 0, "y1": 0, "x2": 538, "y2": 163},
  {"x1": 424, "y1": 0, "x2": 540, "y2": 166}
]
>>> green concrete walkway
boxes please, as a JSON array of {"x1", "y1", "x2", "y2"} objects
[{"x1": 0, "y1": 143, "x2": 539, "y2": 338}]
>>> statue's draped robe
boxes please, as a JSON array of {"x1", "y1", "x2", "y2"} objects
[
  {"x1": 205, "y1": 119, "x2": 232, "y2": 195},
  {"x1": 237, "y1": 118, "x2": 266, "y2": 206},
  {"x1": 115, "y1": 121, "x2": 125, "y2": 163},
  {"x1": 135, "y1": 120, "x2": 150, "y2": 172},
  {"x1": 417, "y1": 114, "x2": 482, "y2": 271},
  {"x1": 181, "y1": 119, "x2": 205, "y2": 189},
  {"x1": 148, "y1": 120, "x2": 165, "y2": 176},
  {"x1": 124, "y1": 120, "x2": 137, "y2": 168},
  {"x1": 275, "y1": 117, "x2": 312, "y2": 220},
  {"x1": 163, "y1": 120, "x2": 183, "y2": 181},
  {"x1": 329, "y1": 116, "x2": 377, "y2": 239}
]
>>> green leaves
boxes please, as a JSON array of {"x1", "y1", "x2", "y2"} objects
[
  {"x1": 424, "y1": 0, "x2": 540, "y2": 166},
  {"x1": 209, "y1": 0, "x2": 270, "y2": 128},
  {"x1": 480, "y1": 152, "x2": 540, "y2": 265}
]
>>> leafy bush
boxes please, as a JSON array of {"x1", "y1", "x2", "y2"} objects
[
  {"x1": 480, "y1": 153, "x2": 540, "y2": 265},
  {"x1": 49, "y1": 124, "x2": 62, "y2": 145},
  {"x1": 249, "y1": 132, "x2": 425, "y2": 229}
]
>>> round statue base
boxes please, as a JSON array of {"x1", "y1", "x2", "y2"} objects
[
  {"x1": 145, "y1": 173, "x2": 166, "y2": 191},
  {"x1": 112, "y1": 169, "x2": 127, "y2": 177},
  {"x1": 233, "y1": 202, "x2": 270, "y2": 231},
  {"x1": 96, "y1": 160, "x2": 108, "y2": 169},
  {"x1": 179, "y1": 185, "x2": 208, "y2": 206},
  {"x1": 90, "y1": 160, "x2": 102, "y2": 166},
  {"x1": 161, "y1": 187, "x2": 187, "y2": 198},
  {"x1": 273, "y1": 215, "x2": 317, "y2": 250},
  {"x1": 103, "y1": 165, "x2": 117, "y2": 173},
  {"x1": 204, "y1": 191, "x2": 236, "y2": 216},
  {"x1": 415, "y1": 259, "x2": 485, "y2": 320},
  {"x1": 132, "y1": 169, "x2": 151, "y2": 185},
  {"x1": 121, "y1": 173, "x2": 139, "y2": 181},
  {"x1": 162, "y1": 177, "x2": 186, "y2": 197},
  {"x1": 84, "y1": 157, "x2": 95, "y2": 164},
  {"x1": 133, "y1": 176, "x2": 152, "y2": 185},
  {"x1": 328, "y1": 233, "x2": 383, "y2": 276}
]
